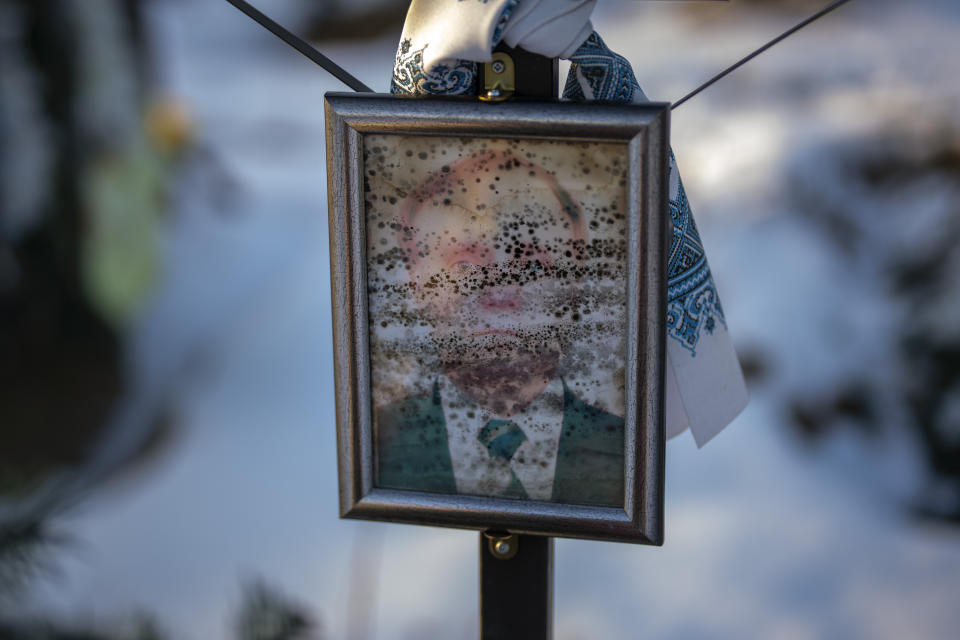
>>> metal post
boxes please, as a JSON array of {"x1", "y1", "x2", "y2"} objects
[
  {"x1": 477, "y1": 45, "x2": 558, "y2": 640},
  {"x1": 480, "y1": 532, "x2": 554, "y2": 640}
]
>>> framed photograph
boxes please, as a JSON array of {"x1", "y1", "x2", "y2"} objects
[{"x1": 325, "y1": 93, "x2": 667, "y2": 544}]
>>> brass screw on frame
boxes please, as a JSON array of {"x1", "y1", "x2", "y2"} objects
[{"x1": 485, "y1": 532, "x2": 519, "y2": 560}]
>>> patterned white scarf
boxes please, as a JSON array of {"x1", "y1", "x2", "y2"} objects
[{"x1": 391, "y1": 0, "x2": 748, "y2": 446}]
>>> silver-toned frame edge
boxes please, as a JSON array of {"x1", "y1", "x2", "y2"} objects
[{"x1": 325, "y1": 93, "x2": 667, "y2": 545}]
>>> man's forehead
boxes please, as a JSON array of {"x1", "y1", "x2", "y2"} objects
[
  {"x1": 412, "y1": 152, "x2": 548, "y2": 195},
  {"x1": 365, "y1": 133, "x2": 625, "y2": 198},
  {"x1": 404, "y1": 152, "x2": 580, "y2": 227}
]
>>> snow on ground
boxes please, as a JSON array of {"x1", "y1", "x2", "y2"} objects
[{"x1": 19, "y1": 0, "x2": 960, "y2": 638}]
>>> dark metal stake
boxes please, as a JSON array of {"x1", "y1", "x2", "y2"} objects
[
  {"x1": 477, "y1": 46, "x2": 558, "y2": 640},
  {"x1": 480, "y1": 533, "x2": 554, "y2": 640}
]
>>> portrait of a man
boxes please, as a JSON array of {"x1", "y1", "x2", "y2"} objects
[{"x1": 364, "y1": 135, "x2": 630, "y2": 508}]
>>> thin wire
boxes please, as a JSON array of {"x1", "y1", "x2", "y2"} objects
[
  {"x1": 671, "y1": 0, "x2": 853, "y2": 109},
  {"x1": 223, "y1": 0, "x2": 373, "y2": 93},
  {"x1": 224, "y1": 0, "x2": 852, "y2": 104}
]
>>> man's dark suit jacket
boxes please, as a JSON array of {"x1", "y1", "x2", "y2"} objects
[{"x1": 376, "y1": 380, "x2": 624, "y2": 507}]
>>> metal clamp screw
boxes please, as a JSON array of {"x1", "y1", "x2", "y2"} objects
[
  {"x1": 484, "y1": 532, "x2": 519, "y2": 560},
  {"x1": 480, "y1": 52, "x2": 515, "y2": 102}
]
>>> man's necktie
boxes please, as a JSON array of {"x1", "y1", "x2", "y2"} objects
[{"x1": 478, "y1": 418, "x2": 528, "y2": 498}]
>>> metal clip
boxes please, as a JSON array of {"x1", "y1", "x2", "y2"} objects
[
  {"x1": 480, "y1": 52, "x2": 515, "y2": 102},
  {"x1": 484, "y1": 531, "x2": 519, "y2": 560}
]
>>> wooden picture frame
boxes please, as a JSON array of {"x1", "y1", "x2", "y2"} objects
[{"x1": 325, "y1": 92, "x2": 667, "y2": 544}]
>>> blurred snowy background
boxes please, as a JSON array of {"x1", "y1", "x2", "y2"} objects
[{"x1": 1, "y1": 0, "x2": 959, "y2": 638}]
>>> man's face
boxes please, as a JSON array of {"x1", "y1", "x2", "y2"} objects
[{"x1": 400, "y1": 152, "x2": 587, "y2": 382}]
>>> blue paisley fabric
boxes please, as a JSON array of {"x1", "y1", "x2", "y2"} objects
[
  {"x1": 390, "y1": 37, "x2": 479, "y2": 95},
  {"x1": 390, "y1": 0, "x2": 518, "y2": 96},
  {"x1": 563, "y1": 31, "x2": 727, "y2": 355},
  {"x1": 563, "y1": 32, "x2": 641, "y2": 104}
]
